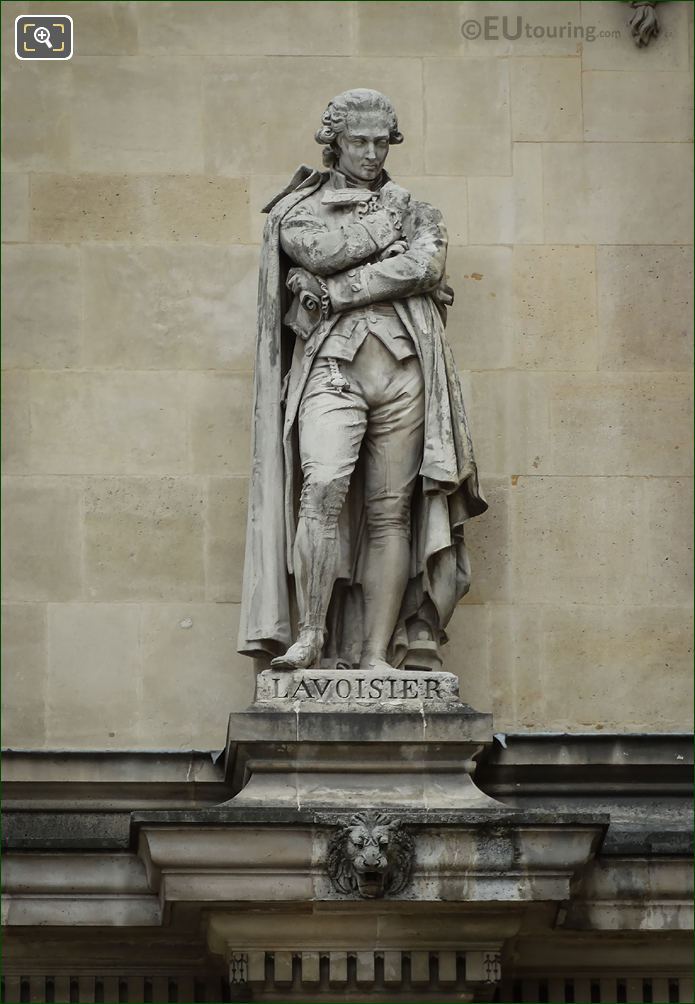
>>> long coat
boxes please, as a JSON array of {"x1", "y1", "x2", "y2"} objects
[{"x1": 237, "y1": 166, "x2": 487, "y2": 665}]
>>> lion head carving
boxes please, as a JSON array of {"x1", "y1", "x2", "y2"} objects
[{"x1": 326, "y1": 812, "x2": 414, "y2": 898}]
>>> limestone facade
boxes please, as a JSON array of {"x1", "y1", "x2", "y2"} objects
[
  {"x1": 1, "y1": 2, "x2": 693, "y2": 1002},
  {"x1": 2, "y1": 0, "x2": 693, "y2": 745}
]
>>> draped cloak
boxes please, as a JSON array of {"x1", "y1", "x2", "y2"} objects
[{"x1": 237, "y1": 165, "x2": 488, "y2": 666}]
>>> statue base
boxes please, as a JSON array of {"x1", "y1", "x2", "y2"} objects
[{"x1": 223, "y1": 667, "x2": 502, "y2": 810}]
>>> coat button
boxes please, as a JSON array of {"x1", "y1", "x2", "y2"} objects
[
  {"x1": 348, "y1": 270, "x2": 356, "y2": 278},
  {"x1": 351, "y1": 283, "x2": 361, "y2": 292},
  {"x1": 305, "y1": 345, "x2": 315, "y2": 356}
]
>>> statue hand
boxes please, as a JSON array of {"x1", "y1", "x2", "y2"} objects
[
  {"x1": 287, "y1": 267, "x2": 330, "y2": 319},
  {"x1": 287, "y1": 267, "x2": 322, "y2": 300},
  {"x1": 434, "y1": 281, "x2": 454, "y2": 307},
  {"x1": 357, "y1": 206, "x2": 404, "y2": 251},
  {"x1": 378, "y1": 238, "x2": 409, "y2": 261}
]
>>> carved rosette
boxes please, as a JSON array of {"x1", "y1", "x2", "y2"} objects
[{"x1": 326, "y1": 812, "x2": 414, "y2": 899}]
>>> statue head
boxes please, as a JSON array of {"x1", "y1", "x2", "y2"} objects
[
  {"x1": 315, "y1": 88, "x2": 403, "y2": 184},
  {"x1": 326, "y1": 811, "x2": 414, "y2": 899}
]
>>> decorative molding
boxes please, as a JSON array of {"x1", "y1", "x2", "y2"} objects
[{"x1": 222, "y1": 949, "x2": 503, "y2": 1002}]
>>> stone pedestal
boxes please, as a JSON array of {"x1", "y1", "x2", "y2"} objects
[
  {"x1": 127, "y1": 672, "x2": 608, "y2": 1002},
  {"x1": 223, "y1": 668, "x2": 500, "y2": 809}
]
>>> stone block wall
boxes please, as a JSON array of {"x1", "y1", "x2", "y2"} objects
[{"x1": 2, "y1": 1, "x2": 693, "y2": 747}]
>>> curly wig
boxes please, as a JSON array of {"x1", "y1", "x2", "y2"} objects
[{"x1": 315, "y1": 89, "x2": 404, "y2": 168}]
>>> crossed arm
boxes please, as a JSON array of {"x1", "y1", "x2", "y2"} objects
[{"x1": 280, "y1": 201, "x2": 448, "y2": 313}]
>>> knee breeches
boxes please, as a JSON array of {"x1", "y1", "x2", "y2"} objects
[{"x1": 297, "y1": 335, "x2": 426, "y2": 541}]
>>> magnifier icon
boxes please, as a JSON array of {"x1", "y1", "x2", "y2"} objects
[{"x1": 33, "y1": 26, "x2": 52, "y2": 49}]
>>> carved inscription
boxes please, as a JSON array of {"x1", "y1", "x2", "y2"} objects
[{"x1": 270, "y1": 675, "x2": 443, "y2": 701}]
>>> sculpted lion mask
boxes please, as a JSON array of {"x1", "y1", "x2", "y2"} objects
[{"x1": 327, "y1": 812, "x2": 414, "y2": 898}]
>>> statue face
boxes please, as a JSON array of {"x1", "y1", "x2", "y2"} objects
[{"x1": 335, "y1": 110, "x2": 390, "y2": 183}]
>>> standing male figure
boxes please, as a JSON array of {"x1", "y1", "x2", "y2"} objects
[{"x1": 238, "y1": 89, "x2": 487, "y2": 672}]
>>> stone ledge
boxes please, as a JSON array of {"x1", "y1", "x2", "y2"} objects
[
  {"x1": 2, "y1": 737, "x2": 690, "y2": 853},
  {"x1": 3, "y1": 852, "x2": 161, "y2": 927},
  {"x1": 131, "y1": 806, "x2": 608, "y2": 828},
  {"x1": 134, "y1": 812, "x2": 608, "y2": 908}
]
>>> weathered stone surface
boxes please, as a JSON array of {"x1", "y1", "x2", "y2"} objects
[
  {"x1": 0, "y1": 372, "x2": 31, "y2": 474},
  {"x1": 204, "y1": 901, "x2": 521, "y2": 956},
  {"x1": 140, "y1": 603, "x2": 254, "y2": 748},
  {"x1": 46, "y1": 604, "x2": 141, "y2": 746},
  {"x1": 357, "y1": 2, "x2": 463, "y2": 56},
  {"x1": 645, "y1": 478, "x2": 694, "y2": 605},
  {"x1": 446, "y1": 246, "x2": 514, "y2": 370},
  {"x1": 597, "y1": 246, "x2": 693, "y2": 371},
  {"x1": 511, "y1": 57, "x2": 582, "y2": 141},
  {"x1": 543, "y1": 143, "x2": 693, "y2": 244},
  {"x1": 1, "y1": 478, "x2": 82, "y2": 601},
  {"x1": 458, "y1": 371, "x2": 550, "y2": 476},
  {"x1": 31, "y1": 175, "x2": 250, "y2": 243},
  {"x1": 227, "y1": 706, "x2": 489, "y2": 750},
  {"x1": 3, "y1": 811, "x2": 132, "y2": 851},
  {"x1": 468, "y1": 144, "x2": 543, "y2": 244},
  {"x1": 143, "y1": 175, "x2": 250, "y2": 243},
  {"x1": 3, "y1": 851, "x2": 159, "y2": 927},
  {"x1": 2, "y1": 245, "x2": 82, "y2": 369},
  {"x1": 544, "y1": 373, "x2": 692, "y2": 477},
  {"x1": 4, "y1": 372, "x2": 189, "y2": 475},
  {"x1": 1, "y1": 604, "x2": 47, "y2": 748},
  {"x1": 583, "y1": 71, "x2": 693, "y2": 143},
  {"x1": 82, "y1": 246, "x2": 256, "y2": 369},
  {"x1": 511, "y1": 476, "x2": 646, "y2": 606},
  {"x1": 72, "y1": 58, "x2": 203, "y2": 173},
  {"x1": 204, "y1": 58, "x2": 424, "y2": 176},
  {"x1": 3, "y1": 852, "x2": 160, "y2": 926},
  {"x1": 1, "y1": 63, "x2": 71, "y2": 171},
  {"x1": 205, "y1": 478, "x2": 248, "y2": 603},
  {"x1": 464, "y1": 371, "x2": 692, "y2": 477},
  {"x1": 83, "y1": 478, "x2": 206, "y2": 601},
  {"x1": 424, "y1": 59, "x2": 510, "y2": 176},
  {"x1": 489, "y1": 603, "x2": 694, "y2": 733},
  {"x1": 139, "y1": 1, "x2": 353, "y2": 55},
  {"x1": 31, "y1": 174, "x2": 144, "y2": 243},
  {"x1": 189, "y1": 372, "x2": 253, "y2": 475},
  {"x1": 568, "y1": 857, "x2": 693, "y2": 931},
  {"x1": 458, "y1": 477, "x2": 511, "y2": 604},
  {"x1": 441, "y1": 605, "x2": 492, "y2": 714},
  {"x1": 1, "y1": 173, "x2": 29, "y2": 241},
  {"x1": 513, "y1": 246, "x2": 598, "y2": 370}
]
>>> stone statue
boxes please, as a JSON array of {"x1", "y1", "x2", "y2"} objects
[
  {"x1": 626, "y1": 1, "x2": 662, "y2": 46},
  {"x1": 238, "y1": 88, "x2": 487, "y2": 673}
]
